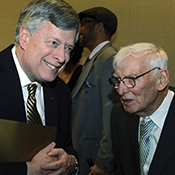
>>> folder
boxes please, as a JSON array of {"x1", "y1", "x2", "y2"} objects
[{"x1": 0, "y1": 119, "x2": 56, "y2": 162}]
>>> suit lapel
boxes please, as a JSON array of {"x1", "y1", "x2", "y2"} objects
[
  {"x1": 71, "y1": 43, "x2": 111, "y2": 99},
  {"x1": 71, "y1": 56, "x2": 93, "y2": 99},
  {"x1": 43, "y1": 85, "x2": 58, "y2": 127},
  {"x1": 149, "y1": 96, "x2": 175, "y2": 175},
  {"x1": 0, "y1": 45, "x2": 26, "y2": 122},
  {"x1": 126, "y1": 114, "x2": 141, "y2": 175}
]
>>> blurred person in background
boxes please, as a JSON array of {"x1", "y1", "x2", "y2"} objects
[{"x1": 71, "y1": 7, "x2": 119, "y2": 175}]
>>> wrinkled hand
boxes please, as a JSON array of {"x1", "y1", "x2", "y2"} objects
[
  {"x1": 27, "y1": 142, "x2": 57, "y2": 175},
  {"x1": 40, "y1": 148, "x2": 76, "y2": 175},
  {"x1": 88, "y1": 164, "x2": 110, "y2": 175}
]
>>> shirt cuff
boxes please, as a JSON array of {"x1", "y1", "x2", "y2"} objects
[{"x1": 70, "y1": 155, "x2": 79, "y2": 175}]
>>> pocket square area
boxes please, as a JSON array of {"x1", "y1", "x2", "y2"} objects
[{"x1": 83, "y1": 81, "x2": 94, "y2": 88}]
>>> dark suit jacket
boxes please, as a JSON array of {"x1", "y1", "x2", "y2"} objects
[
  {"x1": 0, "y1": 45, "x2": 76, "y2": 175},
  {"x1": 111, "y1": 96, "x2": 175, "y2": 175}
]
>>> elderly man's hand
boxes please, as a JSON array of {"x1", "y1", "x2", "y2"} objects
[{"x1": 88, "y1": 164, "x2": 110, "y2": 175}]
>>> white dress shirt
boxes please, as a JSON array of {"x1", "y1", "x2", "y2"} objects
[
  {"x1": 11, "y1": 46, "x2": 45, "y2": 125},
  {"x1": 139, "y1": 90, "x2": 174, "y2": 174},
  {"x1": 88, "y1": 41, "x2": 110, "y2": 60}
]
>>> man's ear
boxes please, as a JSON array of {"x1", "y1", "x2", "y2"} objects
[
  {"x1": 95, "y1": 22, "x2": 104, "y2": 33},
  {"x1": 157, "y1": 68, "x2": 169, "y2": 91},
  {"x1": 18, "y1": 25, "x2": 30, "y2": 49}
]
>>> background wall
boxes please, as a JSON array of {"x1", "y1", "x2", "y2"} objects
[{"x1": 1, "y1": 0, "x2": 175, "y2": 86}]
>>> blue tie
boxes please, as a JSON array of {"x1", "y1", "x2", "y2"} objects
[
  {"x1": 139, "y1": 119, "x2": 155, "y2": 175},
  {"x1": 27, "y1": 84, "x2": 43, "y2": 125}
]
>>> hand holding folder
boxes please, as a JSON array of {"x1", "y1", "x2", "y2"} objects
[{"x1": 0, "y1": 119, "x2": 56, "y2": 162}]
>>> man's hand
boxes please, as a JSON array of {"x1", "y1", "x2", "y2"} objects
[
  {"x1": 40, "y1": 148, "x2": 76, "y2": 175},
  {"x1": 27, "y1": 142, "x2": 57, "y2": 175},
  {"x1": 88, "y1": 164, "x2": 110, "y2": 175}
]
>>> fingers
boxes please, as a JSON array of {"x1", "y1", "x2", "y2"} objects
[
  {"x1": 27, "y1": 142, "x2": 57, "y2": 175},
  {"x1": 41, "y1": 142, "x2": 56, "y2": 154},
  {"x1": 47, "y1": 148, "x2": 64, "y2": 157},
  {"x1": 40, "y1": 151, "x2": 76, "y2": 175},
  {"x1": 41, "y1": 160, "x2": 60, "y2": 170},
  {"x1": 41, "y1": 149, "x2": 67, "y2": 170}
]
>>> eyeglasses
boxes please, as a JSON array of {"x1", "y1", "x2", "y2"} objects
[
  {"x1": 108, "y1": 67, "x2": 161, "y2": 89},
  {"x1": 80, "y1": 19, "x2": 97, "y2": 27}
]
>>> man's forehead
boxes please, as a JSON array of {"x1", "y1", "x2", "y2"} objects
[
  {"x1": 122, "y1": 55, "x2": 148, "y2": 66},
  {"x1": 115, "y1": 56, "x2": 148, "y2": 74}
]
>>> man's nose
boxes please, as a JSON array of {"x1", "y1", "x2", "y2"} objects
[
  {"x1": 53, "y1": 47, "x2": 66, "y2": 65},
  {"x1": 116, "y1": 81, "x2": 129, "y2": 95}
]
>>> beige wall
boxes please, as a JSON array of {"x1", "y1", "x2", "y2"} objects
[{"x1": 1, "y1": 0, "x2": 175, "y2": 86}]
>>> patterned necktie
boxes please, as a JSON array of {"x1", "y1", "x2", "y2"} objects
[
  {"x1": 139, "y1": 119, "x2": 155, "y2": 175},
  {"x1": 27, "y1": 84, "x2": 43, "y2": 125}
]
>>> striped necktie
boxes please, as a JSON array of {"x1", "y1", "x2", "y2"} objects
[
  {"x1": 139, "y1": 119, "x2": 155, "y2": 175},
  {"x1": 27, "y1": 84, "x2": 43, "y2": 125}
]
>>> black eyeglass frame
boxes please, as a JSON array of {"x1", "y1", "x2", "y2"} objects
[{"x1": 108, "y1": 67, "x2": 161, "y2": 89}]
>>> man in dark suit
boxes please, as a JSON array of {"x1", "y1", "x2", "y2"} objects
[
  {"x1": 108, "y1": 42, "x2": 174, "y2": 175},
  {"x1": 71, "y1": 7, "x2": 119, "y2": 175},
  {"x1": 0, "y1": 0, "x2": 80, "y2": 174}
]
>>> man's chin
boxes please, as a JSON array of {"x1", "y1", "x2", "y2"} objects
[
  {"x1": 40, "y1": 75, "x2": 57, "y2": 83},
  {"x1": 124, "y1": 105, "x2": 137, "y2": 114}
]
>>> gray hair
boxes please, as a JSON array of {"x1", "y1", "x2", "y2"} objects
[
  {"x1": 14, "y1": 0, "x2": 80, "y2": 45},
  {"x1": 113, "y1": 42, "x2": 168, "y2": 75}
]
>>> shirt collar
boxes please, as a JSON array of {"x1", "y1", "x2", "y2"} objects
[
  {"x1": 141, "y1": 90, "x2": 174, "y2": 129},
  {"x1": 11, "y1": 46, "x2": 41, "y2": 89},
  {"x1": 89, "y1": 41, "x2": 110, "y2": 59}
]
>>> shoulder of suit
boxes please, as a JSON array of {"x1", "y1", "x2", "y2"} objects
[
  {"x1": 101, "y1": 45, "x2": 118, "y2": 56},
  {"x1": 43, "y1": 76, "x2": 69, "y2": 90},
  {"x1": 95, "y1": 46, "x2": 118, "y2": 64}
]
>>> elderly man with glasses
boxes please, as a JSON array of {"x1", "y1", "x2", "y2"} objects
[{"x1": 109, "y1": 42, "x2": 175, "y2": 175}]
